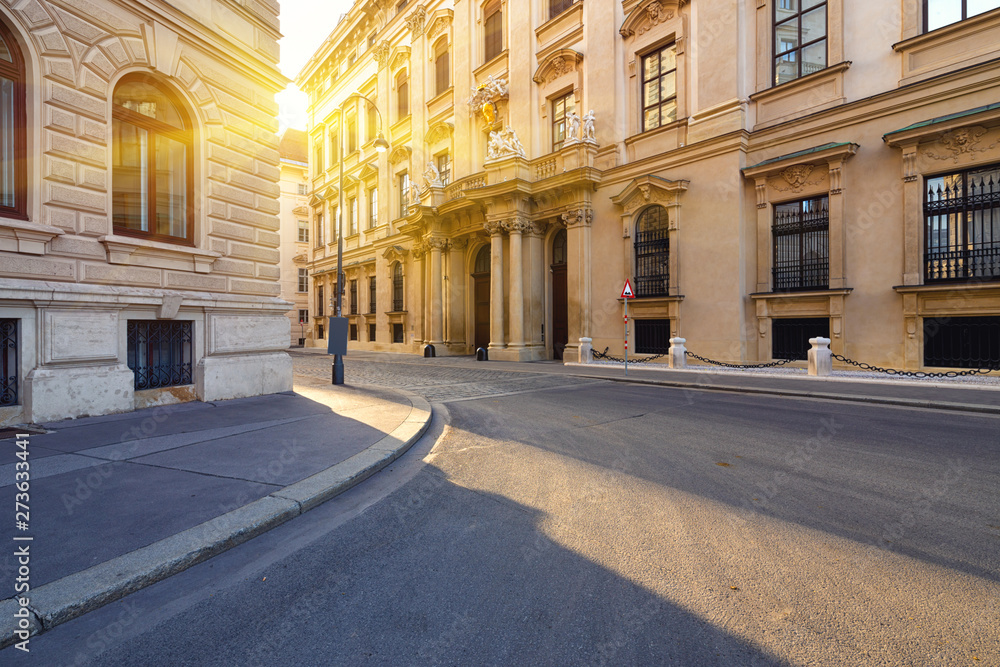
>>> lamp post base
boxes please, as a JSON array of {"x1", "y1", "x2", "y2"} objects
[{"x1": 332, "y1": 354, "x2": 344, "y2": 385}]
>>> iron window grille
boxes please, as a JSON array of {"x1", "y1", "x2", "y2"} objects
[
  {"x1": 1, "y1": 319, "x2": 17, "y2": 406},
  {"x1": 392, "y1": 323, "x2": 404, "y2": 344},
  {"x1": 641, "y1": 44, "x2": 677, "y2": 132},
  {"x1": 369, "y1": 323, "x2": 377, "y2": 342},
  {"x1": 634, "y1": 206, "x2": 670, "y2": 297},
  {"x1": 317, "y1": 285, "x2": 325, "y2": 316},
  {"x1": 773, "y1": 0, "x2": 827, "y2": 86},
  {"x1": 924, "y1": 0, "x2": 1000, "y2": 32},
  {"x1": 924, "y1": 316, "x2": 1000, "y2": 368},
  {"x1": 349, "y1": 280, "x2": 358, "y2": 315},
  {"x1": 772, "y1": 196, "x2": 830, "y2": 292},
  {"x1": 635, "y1": 319, "x2": 671, "y2": 354},
  {"x1": 392, "y1": 263, "x2": 405, "y2": 311},
  {"x1": 369, "y1": 276, "x2": 377, "y2": 313},
  {"x1": 350, "y1": 324, "x2": 358, "y2": 341},
  {"x1": 924, "y1": 163, "x2": 1000, "y2": 282},
  {"x1": 127, "y1": 320, "x2": 193, "y2": 390},
  {"x1": 772, "y1": 317, "x2": 829, "y2": 361}
]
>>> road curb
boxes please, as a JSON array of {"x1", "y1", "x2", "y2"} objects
[
  {"x1": 0, "y1": 387, "x2": 433, "y2": 650},
  {"x1": 575, "y1": 374, "x2": 1000, "y2": 415}
]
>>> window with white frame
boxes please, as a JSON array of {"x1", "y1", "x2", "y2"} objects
[
  {"x1": 640, "y1": 44, "x2": 677, "y2": 132},
  {"x1": 774, "y1": 0, "x2": 827, "y2": 85},
  {"x1": 297, "y1": 219, "x2": 309, "y2": 243},
  {"x1": 369, "y1": 187, "x2": 378, "y2": 228},
  {"x1": 298, "y1": 268, "x2": 308, "y2": 292},
  {"x1": 552, "y1": 91, "x2": 575, "y2": 151},
  {"x1": 924, "y1": 0, "x2": 1000, "y2": 32}
]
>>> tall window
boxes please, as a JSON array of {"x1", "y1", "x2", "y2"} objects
[
  {"x1": 314, "y1": 135, "x2": 324, "y2": 171},
  {"x1": 369, "y1": 275, "x2": 377, "y2": 313},
  {"x1": 392, "y1": 262, "x2": 404, "y2": 311},
  {"x1": 634, "y1": 206, "x2": 670, "y2": 297},
  {"x1": 368, "y1": 33, "x2": 378, "y2": 49},
  {"x1": 369, "y1": 187, "x2": 378, "y2": 228},
  {"x1": 347, "y1": 115, "x2": 357, "y2": 153},
  {"x1": 396, "y1": 70, "x2": 409, "y2": 118},
  {"x1": 316, "y1": 213, "x2": 325, "y2": 247},
  {"x1": 552, "y1": 92, "x2": 575, "y2": 151},
  {"x1": 112, "y1": 75, "x2": 193, "y2": 243},
  {"x1": 367, "y1": 104, "x2": 378, "y2": 142},
  {"x1": 925, "y1": 0, "x2": 1000, "y2": 32},
  {"x1": 330, "y1": 128, "x2": 339, "y2": 163},
  {"x1": 772, "y1": 196, "x2": 829, "y2": 291},
  {"x1": 297, "y1": 184, "x2": 308, "y2": 195},
  {"x1": 484, "y1": 1, "x2": 503, "y2": 62},
  {"x1": 0, "y1": 20, "x2": 26, "y2": 220},
  {"x1": 349, "y1": 280, "x2": 358, "y2": 315},
  {"x1": 434, "y1": 39, "x2": 450, "y2": 96},
  {"x1": 317, "y1": 285, "x2": 325, "y2": 316},
  {"x1": 925, "y1": 163, "x2": 1000, "y2": 282},
  {"x1": 437, "y1": 153, "x2": 451, "y2": 187},
  {"x1": 774, "y1": 0, "x2": 827, "y2": 85},
  {"x1": 298, "y1": 309, "x2": 308, "y2": 324},
  {"x1": 640, "y1": 44, "x2": 677, "y2": 132},
  {"x1": 550, "y1": 0, "x2": 576, "y2": 20},
  {"x1": 298, "y1": 268, "x2": 308, "y2": 292},
  {"x1": 298, "y1": 219, "x2": 309, "y2": 243},
  {"x1": 396, "y1": 0, "x2": 409, "y2": 15},
  {"x1": 398, "y1": 172, "x2": 410, "y2": 217},
  {"x1": 349, "y1": 197, "x2": 358, "y2": 235}
]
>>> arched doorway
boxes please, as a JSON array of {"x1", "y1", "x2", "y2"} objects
[
  {"x1": 551, "y1": 229, "x2": 568, "y2": 360},
  {"x1": 472, "y1": 245, "x2": 491, "y2": 351}
]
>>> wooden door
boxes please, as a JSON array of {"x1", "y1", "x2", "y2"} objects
[{"x1": 551, "y1": 229, "x2": 568, "y2": 360}]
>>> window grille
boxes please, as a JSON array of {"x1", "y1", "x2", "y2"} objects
[
  {"x1": 127, "y1": 321, "x2": 193, "y2": 390},
  {"x1": 349, "y1": 280, "x2": 358, "y2": 315},
  {"x1": 369, "y1": 276, "x2": 377, "y2": 313},
  {"x1": 635, "y1": 319, "x2": 671, "y2": 354},
  {"x1": 924, "y1": 163, "x2": 1000, "y2": 282},
  {"x1": 1, "y1": 319, "x2": 17, "y2": 406},
  {"x1": 772, "y1": 196, "x2": 829, "y2": 291},
  {"x1": 350, "y1": 324, "x2": 358, "y2": 341},
  {"x1": 392, "y1": 263, "x2": 405, "y2": 311},
  {"x1": 317, "y1": 285, "x2": 325, "y2": 316},
  {"x1": 392, "y1": 323, "x2": 404, "y2": 343},
  {"x1": 772, "y1": 317, "x2": 829, "y2": 361},
  {"x1": 634, "y1": 206, "x2": 670, "y2": 297},
  {"x1": 924, "y1": 316, "x2": 1000, "y2": 368},
  {"x1": 369, "y1": 323, "x2": 377, "y2": 342}
]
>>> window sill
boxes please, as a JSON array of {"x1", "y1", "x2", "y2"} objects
[
  {"x1": 750, "y1": 288, "x2": 852, "y2": 299},
  {"x1": 426, "y1": 86, "x2": 454, "y2": 109},
  {"x1": 474, "y1": 50, "x2": 509, "y2": 79},
  {"x1": 893, "y1": 8, "x2": 1000, "y2": 85},
  {"x1": 100, "y1": 235, "x2": 220, "y2": 274},
  {"x1": 536, "y1": 2, "x2": 584, "y2": 49},
  {"x1": 0, "y1": 217, "x2": 64, "y2": 255},
  {"x1": 750, "y1": 61, "x2": 851, "y2": 129}
]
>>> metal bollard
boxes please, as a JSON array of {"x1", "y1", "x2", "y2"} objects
[
  {"x1": 423, "y1": 344, "x2": 436, "y2": 358},
  {"x1": 808, "y1": 337, "x2": 832, "y2": 376},
  {"x1": 476, "y1": 347, "x2": 488, "y2": 361}
]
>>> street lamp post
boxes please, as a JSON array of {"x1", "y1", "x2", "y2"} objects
[{"x1": 332, "y1": 93, "x2": 389, "y2": 385}]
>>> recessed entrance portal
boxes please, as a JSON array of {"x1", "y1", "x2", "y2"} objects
[
  {"x1": 551, "y1": 229, "x2": 568, "y2": 360},
  {"x1": 472, "y1": 245, "x2": 491, "y2": 351}
]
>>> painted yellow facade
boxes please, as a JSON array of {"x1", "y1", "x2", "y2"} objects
[{"x1": 299, "y1": 0, "x2": 1000, "y2": 370}]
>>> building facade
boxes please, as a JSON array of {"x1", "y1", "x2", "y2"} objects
[
  {"x1": 278, "y1": 128, "x2": 311, "y2": 346},
  {"x1": 298, "y1": 0, "x2": 1000, "y2": 370},
  {"x1": 0, "y1": 0, "x2": 292, "y2": 426}
]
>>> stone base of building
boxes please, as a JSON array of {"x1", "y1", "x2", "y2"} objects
[
  {"x1": 196, "y1": 352, "x2": 294, "y2": 402},
  {"x1": 24, "y1": 364, "x2": 135, "y2": 424},
  {"x1": 487, "y1": 345, "x2": 548, "y2": 362}
]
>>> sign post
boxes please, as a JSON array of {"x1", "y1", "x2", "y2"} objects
[{"x1": 621, "y1": 279, "x2": 635, "y2": 376}]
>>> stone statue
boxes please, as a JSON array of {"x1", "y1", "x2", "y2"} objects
[
  {"x1": 410, "y1": 185, "x2": 422, "y2": 207},
  {"x1": 582, "y1": 109, "x2": 596, "y2": 143},
  {"x1": 486, "y1": 125, "x2": 526, "y2": 161},
  {"x1": 423, "y1": 160, "x2": 441, "y2": 188},
  {"x1": 565, "y1": 110, "x2": 581, "y2": 145},
  {"x1": 500, "y1": 126, "x2": 526, "y2": 158}
]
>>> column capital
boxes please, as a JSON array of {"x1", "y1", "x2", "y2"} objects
[
  {"x1": 412, "y1": 241, "x2": 429, "y2": 259},
  {"x1": 484, "y1": 220, "x2": 505, "y2": 236},
  {"x1": 561, "y1": 208, "x2": 593, "y2": 227},
  {"x1": 425, "y1": 236, "x2": 450, "y2": 251},
  {"x1": 503, "y1": 217, "x2": 532, "y2": 234}
]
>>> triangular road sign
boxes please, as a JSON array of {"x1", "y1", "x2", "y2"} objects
[{"x1": 621, "y1": 279, "x2": 635, "y2": 299}]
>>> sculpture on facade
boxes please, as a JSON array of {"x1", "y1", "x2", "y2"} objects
[
  {"x1": 423, "y1": 160, "x2": 442, "y2": 188},
  {"x1": 582, "y1": 110, "x2": 596, "y2": 143},
  {"x1": 468, "y1": 73, "x2": 509, "y2": 118},
  {"x1": 486, "y1": 125, "x2": 527, "y2": 161},
  {"x1": 565, "y1": 110, "x2": 581, "y2": 145},
  {"x1": 410, "y1": 184, "x2": 422, "y2": 207}
]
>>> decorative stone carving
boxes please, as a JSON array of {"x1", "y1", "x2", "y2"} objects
[
  {"x1": 382, "y1": 245, "x2": 409, "y2": 263},
  {"x1": 411, "y1": 241, "x2": 428, "y2": 259},
  {"x1": 405, "y1": 5, "x2": 427, "y2": 37},
  {"x1": 425, "y1": 122, "x2": 453, "y2": 144},
  {"x1": 425, "y1": 236, "x2": 450, "y2": 251},
  {"x1": 530, "y1": 221, "x2": 549, "y2": 237},
  {"x1": 486, "y1": 125, "x2": 527, "y2": 161},
  {"x1": 428, "y1": 16, "x2": 451, "y2": 40},
  {"x1": 450, "y1": 237, "x2": 468, "y2": 250},
  {"x1": 503, "y1": 218, "x2": 532, "y2": 234},
  {"x1": 389, "y1": 145, "x2": 412, "y2": 166},
  {"x1": 769, "y1": 164, "x2": 824, "y2": 193},
  {"x1": 620, "y1": 0, "x2": 680, "y2": 38},
  {"x1": 423, "y1": 160, "x2": 442, "y2": 188},
  {"x1": 410, "y1": 185, "x2": 422, "y2": 207},
  {"x1": 373, "y1": 41, "x2": 391, "y2": 68},
  {"x1": 926, "y1": 126, "x2": 996, "y2": 162},
  {"x1": 582, "y1": 110, "x2": 596, "y2": 143},
  {"x1": 483, "y1": 220, "x2": 505, "y2": 236},
  {"x1": 561, "y1": 209, "x2": 593, "y2": 227},
  {"x1": 468, "y1": 73, "x2": 508, "y2": 116}
]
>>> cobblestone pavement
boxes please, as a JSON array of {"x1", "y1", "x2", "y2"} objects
[{"x1": 291, "y1": 350, "x2": 601, "y2": 403}]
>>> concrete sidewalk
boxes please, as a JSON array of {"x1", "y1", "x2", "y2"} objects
[{"x1": 0, "y1": 377, "x2": 432, "y2": 648}]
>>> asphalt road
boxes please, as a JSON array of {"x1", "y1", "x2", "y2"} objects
[{"x1": 12, "y1": 375, "x2": 1000, "y2": 666}]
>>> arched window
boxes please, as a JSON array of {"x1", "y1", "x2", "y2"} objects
[
  {"x1": 396, "y1": 70, "x2": 409, "y2": 119},
  {"x1": 484, "y1": 1, "x2": 503, "y2": 63},
  {"x1": 474, "y1": 245, "x2": 491, "y2": 274},
  {"x1": 392, "y1": 262, "x2": 404, "y2": 311},
  {"x1": 552, "y1": 229, "x2": 567, "y2": 266},
  {"x1": 634, "y1": 206, "x2": 669, "y2": 297},
  {"x1": 112, "y1": 74, "x2": 193, "y2": 243},
  {"x1": 0, "y1": 19, "x2": 26, "y2": 220},
  {"x1": 434, "y1": 39, "x2": 450, "y2": 97}
]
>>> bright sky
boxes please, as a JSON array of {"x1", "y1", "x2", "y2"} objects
[{"x1": 276, "y1": 0, "x2": 355, "y2": 133}]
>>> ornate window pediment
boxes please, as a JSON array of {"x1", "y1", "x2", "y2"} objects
[
  {"x1": 426, "y1": 121, "x2": 454, "y2": 145},
  {"x1": 743, "y1": 142, "x2": 859, "y2": 204},
  {"x1": 620, "y1": 0, "x2": 686, "y2": 39},
  {"x1": 389, "y1": 145, "x2": 413, "y2": 166},
  {"x1": 426, "y1": 9, "x2": 454, "y2": 41},
  {"x1": 382, "y1": 244, "x2": 409, "y2": 264},
  {"x1": 611, "y1": 175, "x2": 689, "y2": 215},
  {"x1": 390, "y1": 46, "x2": 411, "y2": 75},
  {"x1": 532, "y1": 49, "x2": 583, "y2": 85}
]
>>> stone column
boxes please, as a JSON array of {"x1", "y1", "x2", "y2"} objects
[
  {"x1": 447, "y1": 237, "x2": 468, "y2": 349},
  {"x1": 528, "y1": 222, "x2": 546, "y2": 350},
  {"x1": 505, "y1": 218, "x2": 529, "y2": 349},
  {"x1": 412, "y1": 242, "x2": 427, "y2": 344},
  {"x1": 485, "y1": 221, "x2": 505, "y2": 350},
  {"x1": 428, "y1": 237, "x2": 445, "y2": 345},
  {"x1": 562, "y1": 208, "x2": 593, "y2": 360}
]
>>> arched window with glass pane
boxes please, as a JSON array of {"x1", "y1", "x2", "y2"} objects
[
  {"x1": 112, "y1": 75, "x2": 193, "y2": 243},
  {"x1": 634, "y1": 206, "x2": 670, "y2": 297},
  {"x1": 0, "y1": 19, "x2": 26, "y2": 220}
]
